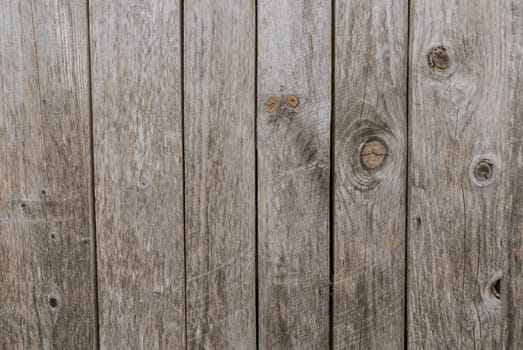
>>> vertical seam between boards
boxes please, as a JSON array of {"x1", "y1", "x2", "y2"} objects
[
  {"x1": 86, "y1": 1, "x2": 101, "y2": 348},
  {"x1": 329, "y1": 0, "x2": 336, "y2": 348},
  {"x1": 254, "y1": 0, "x2": 260, "y2": 348},
  {"x1": 181, "y1": 0, "x2": 188, "y2": 348},
  {"x1": 404, "y1": 0, "x2": 411, "y2": 348}
]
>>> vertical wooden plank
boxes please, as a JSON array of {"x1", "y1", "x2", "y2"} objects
[
  {"x1": 91, "y1": 1, "x2": 185, "y2": 348},
  {"x1": 333, "y1": 0, "x2": 408, "y2": 348},
  {"x1": 502, "y1": 3, "x2": 523, "y2": 347},
  {"x1": 0, "y1": 0, "x2": 95, "y2": 348},
  {"x1": 409, "y1": 0, "x2": 523, "y2": 348},
  {"x1": 257, "y1": 1, "x2": 331, "y2": 348},
  {"x1": 184, "y1": 1, "x2": 256, "y2": 348}
]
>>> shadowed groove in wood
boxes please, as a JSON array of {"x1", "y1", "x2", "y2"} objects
[
  {"x1": 181, "y1": 0, "x2": 188, "y2": 349},
  {"x1": 86, "y1": 0, "x2": 101, "y2": 346},
  {"x1": 254, "y1": 0, "x2": 260, "y2": 349},
  {"x1": 329, "y1": 0, "x2": 336, "y2": 348}
]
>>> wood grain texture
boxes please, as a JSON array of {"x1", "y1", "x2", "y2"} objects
[
  {"x1": 333, "y1": 0, "x2": 408, "y2": 349},
  {"x1": 184, "y1": 1, "x2": 256, "y2": 348},
  {"x1": 502, "y1": 3, "x2": 523, "y2": 348},
  {"x1": 90, "y1": 1, "x2": 185, "y2": 348},
  {"x1": 0, "y1": 0, "x2": 95, "y2": 348},
  {"x1": 257, "y1": 1, "x2": 331, "y2": 348},
  {"x1": 408, "y1": 0, "x2": 523, "y2": 348}
]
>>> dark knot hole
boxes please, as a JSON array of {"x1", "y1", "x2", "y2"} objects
[
  {"x1": 48, "y1": 296, "x2": 58, "y2": 308},
  {"x1": 491, "y1": 279, "x2": 501, "y2": 300}
]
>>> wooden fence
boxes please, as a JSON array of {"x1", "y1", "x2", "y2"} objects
[{"x1": 1, "y1": 0, "x2": 522, "y2": 349}]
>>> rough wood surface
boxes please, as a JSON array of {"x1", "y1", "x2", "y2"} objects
[
  {"x1": 333, "y1": 0, "x2": 408, "y2": 349},
  {"x1": 257, "y1": 1, "x2": 331, "y2": 348},
  {"x1": 408, "y1": 0, "x2": 523, "y2": 348},
  {"x1": 90, "y1": 1, "x2": 185, "y2": 348},
  {"x1": 0, "y1": 0, "x2": 95, "y2": 348},
  {"x1": 502, "y1": 3, "x2": 523, "y2": 348},
  {"x1": 184, "y1": 1, "x2": 256, "y2": 349}
]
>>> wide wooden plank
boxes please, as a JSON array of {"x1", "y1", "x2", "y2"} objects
[
  {"x1": 333, "y1": 0, "x2": 408, "y2": 348},
  {"x1": 408, "y1": 0, "x2": 523, "y2": 348},
  {"x1": 90, "y1": 1, "x2": 185, "y2": 348},
  {"x1": 184, "y1": 1, "x2": 256, "y2": 348},
  {"x1": 257, "y1": 1, "x2": 331, "y2": 348},
  {"x1": 0, "y1": 0, "x2": 95, "y2": 348}
]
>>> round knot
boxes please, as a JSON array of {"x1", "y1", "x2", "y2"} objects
[
  {"x1": 265, "y1": 97, "x2": 280, "y2": 113},
  {"x1": 474, "y1": 160, "x2": 493, "y2": 181},
  {"x1": 428, "y1": 45, "x2": 450, "y2": 69},
  {"x1": 287, "y1": 95, "x2": 300, "y2": 107},
  {"x1": 360, "y1": 140, "x2": 388, "y2": 170}
]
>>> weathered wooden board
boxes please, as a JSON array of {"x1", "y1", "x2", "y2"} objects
[
  {"x1": 333, "y1": 0, "x2": 408, "y2": 349},
  {"x1": 502, "y1": 2, "x2": 523, "y2": 348},
  {"x1": 184, "y1": 1, "x2": 256, "y2": 348},
  {"x1": 257, "y1": 1, "x2": 331, "y2": 348},
  {"x1": 91, "y1": 0, "x2": 185, "y2": 348},
  {"x1": 0, "y1": 0, "x2": 95, "y2": 348},
  {"x1": 408, "y1": 0, "x2": 523, "y2": 348}
]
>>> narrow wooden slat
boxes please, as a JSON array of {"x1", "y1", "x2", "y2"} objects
[
  {"x1": 0, "y1": 0, "x2": 95, "y2": 348},
  {"x1": 91, "y1": 1, "x2": 185, "y2": 348},
  {"x1": 257, "y1": 1, "x2": 331, "y2": 348},
  {"x1": 333, "y1": 0, "x2": 408, "y2": 348},
  {"x1": 408, "y1": 0, "x2": 523, "y2": 348},
  {"x1": 184, "y1": 1, "x2": 256, "y2": 348},
  {"x1": 502, "y1": 3, "x2": 523, "y2": 347}
]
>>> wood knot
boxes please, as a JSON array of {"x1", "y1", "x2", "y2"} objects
[
  {"x1": 484, "y1": 272, "x2": 502, "y2": 304},
  {"x1": 474, "y1": 160, "x2": 493, "y2": 181},
  {"x1": 428, "y1": 45, "x2": 450, "y2": 69},
  {"x1": 469, "y1": 154, "x2": 498, "y2": 187},
  {"x1": 360, "y1": 140, "x2": 388, "y2": 170},
  {"x1": 287, "y1": 95, "x2": 299, "y2": 107},
  {"x1": 265, "y1": 97, "x2": 280, "y2": 113},
  {"x1": 48, "y1": 295, "x2": 59, "y2": 308}
]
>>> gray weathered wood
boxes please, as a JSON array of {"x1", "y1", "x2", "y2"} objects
[
  {"x1": 90, "y1": 1, "x2": 185, "y2": 348},
  {"x1": 0, "y1": 0, "x2": 95, "y2": 348},
  {"x1": 502, "y1": 3, "x2": 523, "y2": 348},
  {"x1": 333, "y1": 0, "x2": 408, "y2": 348},
  {"x1": 184, "y1": 1, "x2": 256, "y2": 348},
  {"x1": 257, "y1": 1, "x2": 331, "y2": 348},
  {"x1": 408, "y1": 0, "x2": 523, "y2": 348}
]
